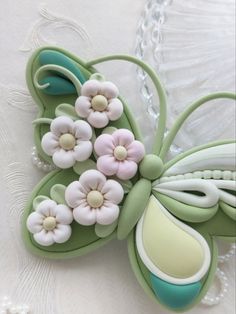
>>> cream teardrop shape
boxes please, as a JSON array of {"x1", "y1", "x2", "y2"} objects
[{"x1": 136, "y1": 196, "x2": 211, "y2": 285}]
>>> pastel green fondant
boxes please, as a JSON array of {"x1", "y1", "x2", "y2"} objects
[
  {"x1": 39, "y1": 76, "x2": 76, "y2": 95},
  {"x1": 142, "y1": 196, "x2": 204, "y2": 279},
  {"x1": 50, "y1": 184, "x2": 67, "y2": 205},
  {"x1": 150, "y1": 274, "x2": 201, "y2": 309},
  {"x1": 139, "y1": 154, "x2": 163, "y2": 180},
  {"x1": 39, "y1": 50, "x2": 86, "y2": 83},
  {"x1": 114, "y1": 178, "x2": 133, "y2": 194},
  {"x1": 24, "y1": 47, "x2": 236, "y2": 313},
  {"x1": 90, "y1": 73, "x2": 105, "y2": 82},
  {"x1": 55, "y1": 103, "x2": 78, "y2": 120},
  {"x1": 73, "y1": 159, "x2": 97, "y2": 175},
  {"x1": 153, "y1": 192, "x2": 218, "y2": 223},
  {"x1": 102, "y1": 126, "x2": 117, "y2": 135},
  {"x1": 220, "y1": 201, "x2": 236, "y2": 221},
  {"x1": 117, "y1": 179, "x2": 151, "y2": 240},
  {"x1": 33, "y1": 195, "x2": 50, "y2": 210},
  {"x1": 33, "y1": 118, "x2": 53, "y2": 125},
  {"x1": 95, "y1": 219, "x2": 118, "y2": 238}
]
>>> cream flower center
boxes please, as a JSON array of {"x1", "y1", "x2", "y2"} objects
[
  {"x1": 59, "y1": 133, "x2": 76, "y2": 150},
  {"x1": 87, "y1": 190, "x2": 104, "y2": 208},
  {"x1": 114, "y1": 145, "x2": 127, "y2": 161},
  {"x1": 43, "y1": 216, "x2": 57, "y2": 231},
  {"x1": 91, "y1": 95, "x2": 108, "y2": 112}
]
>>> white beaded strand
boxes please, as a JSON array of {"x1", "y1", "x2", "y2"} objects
[
  {"x1": 218, "y1": 243, "x2": 236, "y2": 264},
  {"x1": 31, "y1": 146, "x2": 56, "y2": 172},
  {"x1": 201, "y1": 268, "x2": 229, "y2": 306}
]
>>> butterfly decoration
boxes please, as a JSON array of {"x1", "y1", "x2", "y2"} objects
[{"x1": 22, "y1": 47, "x2": 236, "y2": 312}]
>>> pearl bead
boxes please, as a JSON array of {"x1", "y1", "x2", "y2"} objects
[
  {"x1": 31, "y1": 146, "x2": 56, "y2": 172},
  {"x1": 113, "y1": 146, "x2": 127, "y2": 161},
  {"x1": 91, "y1": 95, "x2": 108, "y2": 111},
  {"x1": 87, "y1": 190, "x2": 104, "y2": 208}
]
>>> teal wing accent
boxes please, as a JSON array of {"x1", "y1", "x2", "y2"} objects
[{"x1": 150, "y1": 274, "x2": 201, "y2": 310}]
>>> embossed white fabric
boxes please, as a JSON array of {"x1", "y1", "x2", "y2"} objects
[{"x1": 0, "y1": 1, "x2": 235, "y2": 314}]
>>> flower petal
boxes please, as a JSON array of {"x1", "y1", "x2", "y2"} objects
[
  {"x1": 75, "y1": 96, "x2": 92, "y2": 118},
  {"x1": 87, "y1": 111, "x2": 109, "y2": 128},
  {"x1": 73, "y1": 205, "x2": 96, "y2": 225},
  {"x1": 27, "y1": 212, "x2": 43, "y2": 233},
  {"x1": 54, "y1": 204, "x2": 73, "y2": 224},
  {"x1": 53, "y1": 224, "x2": 72, "y2": 243},
  {"x1": 94, "y1": 134, "x2": 115, "y2": 156},
  {"x1": 33, "y1": 229, "x2": 55, "y2": 246},
  {"x1": 127, "y1": 140, "x2": 145, "y2": 162},
  {"x1": 100, "y1": 81, "x2": 119, "y2": 99},
  {"x1": 96, "y1": 203, "x2": 120, "y2": 225},
  {"x1": 107, "y1": 98, "x2": 123, "y2": 121},
  {"x1": 101, "y1": 179, "x2": 124, "y2": 204},
  {"x1": 36, "y1": 199, "x2": 57, "y2": 217},
  {"x1": 79, "y1": 169, "x2": 106, "y2": 191},
  {"x1": 112, "y1": 129, "x2": 134, "y2": 147},
  {"x1": 97, "y1": 156, "x2": 119, "y2": 176},
  {"x1": 51, "y1": 116, "x2": 74, "y2": 136},
  {"x1": 81, "y1": 79, "x2": 101, "y2": 97},
  {"x1": 52, "y1": 149, "x2": 75, "y2": 169},
  {"x1": 65, "y1": 181, "x2": 87, "y2": 208},
  {"x1": 41, "y1": 132, "x2": 59, "y2": 156},
  {"x1": 74, "y1": 141, "x2": 93, "y2": 161},
  {"x1": 117, "y1": 160, "x2": 138, "y2": 180},
  {"x1": 74, "y1": 120, "x2": 92, "y2": 140}
]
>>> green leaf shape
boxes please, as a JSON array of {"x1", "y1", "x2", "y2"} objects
[
  {"x1": 73, "y1": 159, "x2": 97, "y2": 175},
  {"x1": 22, "y1": 168, "x2": 115, "y2": 259},
  {"x1": 55, "y1": 103, "x2": 78, "y2": 120},
  {"x1": 220, "y1": 201, "x2": 236, "y2": 221},
  {"x1": 115, "y1": 178, "x2": 133, "y2": 194},
  {"x1": 50, "y1": 184, "x2": 67, "y2": 205},
  {"x1": 39, "y1": 76, "x2": 76, "y2": 95},
  {"x1": 117, "y1": 179, "x2": 151, "y2": 240},
  {"x1": 33, "y1": 195, "x2": 50, "y2": 210},
  {"x1": 95, "y1": 219, "x2": 118, "y2": 238},
  {"x1": 153, "y1": 192, "x2": 219, "y2": 223}
]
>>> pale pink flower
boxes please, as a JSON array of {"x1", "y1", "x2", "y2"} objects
[
  {"x1": 94, "y1": 129, "x2": 145, "y2": 180},
  {"x1": 65, "y1": 170, "x2": 124, "y2": 225},
  {"x1": 75, "y1": 79, "x2": 123, "y2": 128}
]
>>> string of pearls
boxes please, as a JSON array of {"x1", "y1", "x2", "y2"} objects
[
  {"x1": 31, "y1": 146, "x2": 56, "y2": 172},
  {"x1": 0, "y1": 296, "x2": 29, "y2": 314},
  {"x1": 201, "y1": 268, "x2": 229, "y2": 306},
  {"x1": 201, "y1": 243, "x2": 235, "y2": 306}
]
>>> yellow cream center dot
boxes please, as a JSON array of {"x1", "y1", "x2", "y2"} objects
[
  {"x1": 87, "y1": 190, "x2": 104, "y2": 208},
  {"x1": 114, "y1": 146, "x2": 127, "y2": 161},
  {"x1": 59, "y1": 133, "x2": 76, "y2": 150},
  {"x1": 91, "y1": 95, "x2": 108, "y2": 112},
  {"x1": 43, "y1": 217, "x2": 57, "y2": 231}
]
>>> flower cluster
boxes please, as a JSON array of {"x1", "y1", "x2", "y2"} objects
[{"x1": 27, "y1": 77, "x2": 145, "y2": 246}]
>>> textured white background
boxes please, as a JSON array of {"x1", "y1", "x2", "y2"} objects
[{"x1": 0, "y1": 1, "x2": 235, "y2": 313}]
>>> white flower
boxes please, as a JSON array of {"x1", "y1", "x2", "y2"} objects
[
  {"x1": 26, "y1": 199, "x2": 73, "y2": 246},
  {"x1": 75, "y1": 79, "x2": 123, "y2": 128},
  {"x1": 41, "y1": 116, "x2": 93, "y2": 169},
  {"x1": 65, "y1": 170, "x2": 124, "y2": 226}
]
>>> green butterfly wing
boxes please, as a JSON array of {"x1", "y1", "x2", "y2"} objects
[
  {"x1": 128, "y1": 141, "x2": 235, "y2": 311},
  {"x1": 23, "y1": 47, "x2": 142, "y2": 258}
]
